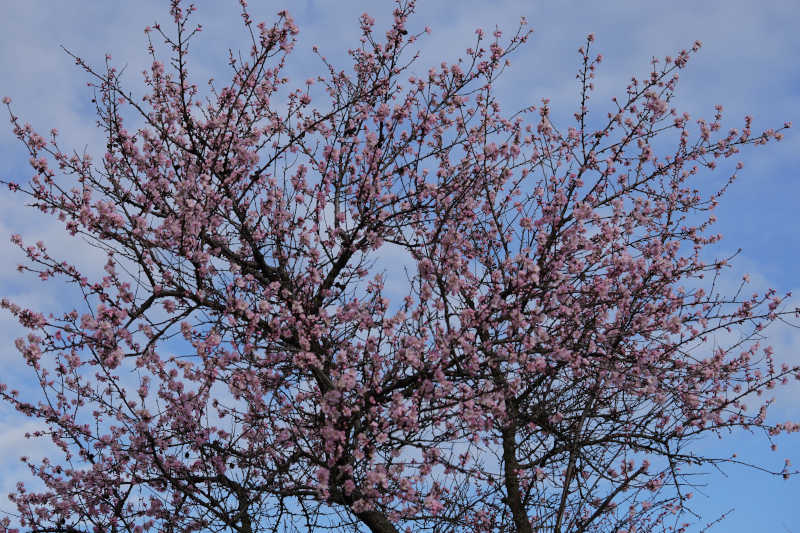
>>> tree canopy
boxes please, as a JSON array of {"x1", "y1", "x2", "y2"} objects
[{"x1": 1, "y1": 1, "x2": 797, "y2": 532}]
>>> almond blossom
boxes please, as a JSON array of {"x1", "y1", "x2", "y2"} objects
[{"x1": 0, "y1": 1, "x2": 798, "y2": 532}]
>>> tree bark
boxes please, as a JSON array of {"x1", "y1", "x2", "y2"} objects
[
  {"x1": 354, "y1": 509, "x2": 399, "y2": 533},
  {"x1": 502, "y1": 426, "x2": 534, "y2": 533}
]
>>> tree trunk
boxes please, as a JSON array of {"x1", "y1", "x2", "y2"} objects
[
  {"x1": 502, "y1": 427, "x2": 534, "y2": 533},
  {"x1": 355, "y1": 509, "x2": 399, "y2": 533}
]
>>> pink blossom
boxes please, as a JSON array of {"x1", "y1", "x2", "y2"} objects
[{"x1": 0, "y1": 3, "x2": 794, "y2": 533}]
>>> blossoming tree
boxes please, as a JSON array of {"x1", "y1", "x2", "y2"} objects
[{"x1": 1, "y1": 1, "x2": 797, "y2": 532}]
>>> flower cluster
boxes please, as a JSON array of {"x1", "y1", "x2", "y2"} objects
[{"x1": 0, "y1": 1, "x2": 796, "y2": 532}]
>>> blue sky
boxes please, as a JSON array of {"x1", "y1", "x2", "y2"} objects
[{"x1": 0, "y1": 1, "x2": 798, "y2": 531}]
